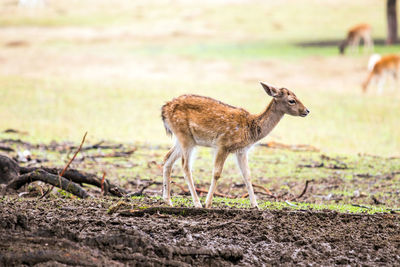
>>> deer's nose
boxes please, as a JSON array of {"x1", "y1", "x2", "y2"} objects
[{"x1": 301, "y1": 109, "x2": 310, "y2": 117}]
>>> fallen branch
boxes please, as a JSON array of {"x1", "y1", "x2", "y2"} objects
[
  {"x1": 19, "y1": 166, "x2": 126, "y2": 197},
  {"x1": 80, "y1": 141, "x2": 123, "y2": 151},
  {"x1": 119, "y1": 206, "x2": 258, "y2": 217},
  {"x1": 259, "y1": 141, "x2": 319, "y2": 152},
  {"x1": 288, "y1": 180, "x2": 313, "y2": 201},
  {"x1": 89, "y1": 149, "x2": 136, "y2": 158},
  {"x1": 127, "y1": 181, "x2": 158, "y2": 197},
  {"x1": 351, "y1": 204, "x2": 371, "y2": 209},
  {"x1": 172, "y1": 182, "x2": 234, "y2": 198},
  {"x1": 6, "y1": 169, "x2": 89, "y2": 198},
  {"x1": 38, "y1": 185, "x2": 54, "y2": 200},
  {"x1": 241, "y1": 190, "x2": 275, "y2": 199},
  {"x1": 0, "y1": 145, "x2": 14, "y2": 152},
  {"x1": 252, "y1": 183, "x2": 273, "y2": 195}
]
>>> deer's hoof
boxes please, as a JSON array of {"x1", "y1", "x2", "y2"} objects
[
  {"x1": 163, "y1": 198, "x2": 173, "y2": 207},
  {"x1": 194, "y1": 202, "x2": 203, "y2": 208}
]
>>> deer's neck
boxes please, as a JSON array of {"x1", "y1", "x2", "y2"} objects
[{"x1": 250, "y1": 99, "x2": 284, "y2": 142}]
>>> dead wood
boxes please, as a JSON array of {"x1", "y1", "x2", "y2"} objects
[
  {"x1": 355, "y1": 171, "x2": 400, "y2": 179},
  {"x1": 371, "y1": 195, "x2": 384, "y2": 205},
  {"x1": 127, "y1": 181, "x2": 161, "y2": 197},
  {"x1": 241, "y1": 189, "x2": 278, "y2": 199},
  {"x1": 288, "y1": 180, "x2": 313, "y2": 201},
  {"x1": 172, "y1": 182, "x2": 234, "y2": 198},
  {"x1": 0, "y1": 138, "x2": 35, "y2": 148},
  {"x1": 0, "y1": 250, "x2": 104, "y2": 266},
  {"x1": 19, "y1": 166, "x2": 126, "y2": 197},
  {"x1": 60, "y1": 132, "x2": 87, "y2": 177},
  {"x1": 119, "y1": 206, "x2": 260, "y2": 217},
  {"x1": 0, "y1": 145, "x2": 14, "y2": 152},
  {"x1": 3, "y1": 129, "x2": 28, "y2": 135},
  {"x1": 298, "y1": 161, "x2": 348, "y2": 170},
  {"x1": 80, "y1": 141, "x2": 123, "y2": 151},
  {"x1": 89, "y1": 148, "x2": 136, "y2": 158},
  {"x1": 0, "y1": 154, "x2": 126, "y2": 198},
  {"x1": 101, "y1": 172, "x2": 106, "y2": 195},
  {"x1": 5, "y1": 169, "x2": 89, "y2": 199},
  {"x1": 259, "y1": 141, "x2": 319, "y2": 152},
  {"x1": 0, "y1": 154, "x2": 20, "y2": 184},
  {"x1": 351, "y1": 204, "x2": 371, "y2": 209},
  {"x1": 298, "y1": 162, "x2": 324, "y2": 168}
]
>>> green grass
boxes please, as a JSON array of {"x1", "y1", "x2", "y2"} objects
[
  {"x1": 129, "y1": 196, "x2": 394, "y2": 214},
  {"x1": 0, "y1": 1, "x2": 399, "y2": 157},
  {"x1": 1, "y1": 73, "x2": 399, "y2": 156}
]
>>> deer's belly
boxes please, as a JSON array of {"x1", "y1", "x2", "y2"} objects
[{"x1": 190, "y1": 125, "x2": 245, "y2": 149}]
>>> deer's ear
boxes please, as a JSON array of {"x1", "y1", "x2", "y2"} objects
[{"x1": 260, "y1": 82, "x2": 280, "y2": 98}]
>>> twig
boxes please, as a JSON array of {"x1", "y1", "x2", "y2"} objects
[
  {"x1": 60, "y1": 132, "x2": 87, "y2": 177},
  {"x1": 172, "y1": 182, "x2": 234, "y2": 198},
  {"x1": 196, "y1": 187, "x2": 234, "y2": 198},
  {"x1": 240, "y1": 190, "x2": 275, "y2": 199},
  {"x1": 38, "y1": 185, "x2": 54, "y2": 200},
  {"x1": 259, "y1": 141, "x2": 319, "y2": 152},
  {"x1": 127, "y1": 182, "x2": 156, "y2": 197},
  {"x1": 59, "y1": 132, "x2": 87, "y2": 189},
  {"x1": 241, "y1": 192, "x2": 249, "y2": 198},
  {"x1": 172, "y1": 182, "x2": 188, "y2": 193},
  {"x1": 351, "y1": 204, "x2": 371, "y2": 209},
  {"x1": 285, "y1": 200, "x2": 297, "y2": 207},
  {"x1": 252, "y1": 183, "x2": 277, "y2": 198},
  {"x1": 101, "y1": 172, "x2": 106, "y2": 195},
  {"x1": 288, "y1": 180, "x2": 312, "y2": 201},
  {"x1": 89, "y1": 149, "x2": 136, "y2": 158}
]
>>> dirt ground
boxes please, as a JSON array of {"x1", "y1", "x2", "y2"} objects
[
  {"x1": 1, "y1": 198, "x2": 399, "y2": 266},
  {"x1": 0, "y1": 137, "x2": 399, "y2": 266}
]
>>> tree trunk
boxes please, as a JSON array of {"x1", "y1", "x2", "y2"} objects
[{"x1": 387, "y1": 0, "x2": 398, "y2": 44}]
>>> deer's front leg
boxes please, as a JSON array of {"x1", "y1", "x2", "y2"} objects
[
  {"x1": 205, "y1": 149, "x2": 229, "y2": 208},
  {"x1": 181, "y1": 145, "x2": 202, "y2": 208},
  {"x1": 236, "y1": 151, "x2": 259, "y2": 209}
]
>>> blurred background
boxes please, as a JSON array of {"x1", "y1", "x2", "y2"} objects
[{"x1": 0, "y1": 0, "x2": 399, "y2": 156}]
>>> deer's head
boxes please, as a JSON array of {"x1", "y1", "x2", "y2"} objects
[{"x1": 260, "y1": 82, "x2": 309, "y2": 117}]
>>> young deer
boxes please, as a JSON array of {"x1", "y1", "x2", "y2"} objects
[
  {"x1": 362, "y1": 54, "x2": 400, "y2": 93},
  {"x1": 161, "y1": 82, "x2": 309, "y2": 209},
  {"x1": 339, "y1": 23, "x2": 373, "y2": 54}
]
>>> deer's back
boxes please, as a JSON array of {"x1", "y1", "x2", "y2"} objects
[
  {"x1": 348, "y1": 23, "x2": 371, "y2": 37},
  {"x1": 373, "y1": 55, "x2": 400, "y2": 73}
]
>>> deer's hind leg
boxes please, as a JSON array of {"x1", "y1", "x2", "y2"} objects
[
  {"x1": 364, "y1": 33, "x2": 374, "y2": 53},
  {"x1": 175, "y1": 133, "x2": 202, "y2": 208},
  {"x1": 163, "y1": 142, "x2": 181, "y2": 206}
]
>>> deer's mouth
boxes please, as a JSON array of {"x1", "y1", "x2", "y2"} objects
[{"x1": 300, "y1": 109, "x2": 310, "y2": 117}]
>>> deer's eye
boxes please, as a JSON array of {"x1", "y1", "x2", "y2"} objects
[{"x1": 288, "y1": 99, "x2": 296, "y2": 105}]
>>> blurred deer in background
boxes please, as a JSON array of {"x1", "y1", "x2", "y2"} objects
[
  {"x1": 362, "y1": 54, "x2": 400, "y2": 93},
  {"x1": 161, "y1": 82, "x2": 309, "y2": 209},
  {"x1": 339, "y1": 23, "x2": 373, "y2": 54}
]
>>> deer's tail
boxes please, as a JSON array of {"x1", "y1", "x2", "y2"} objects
[{"x1": 161, "y1": 104, "x2": 173, "y2": 136}]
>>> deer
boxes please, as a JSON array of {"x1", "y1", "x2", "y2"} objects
[
  {"x1": 362, "y1": 54, "x2": 400, "y2": 94},
  {"x1": 161, "y1": 82, "x2": 310, "y2": 209},
  {"x1": 339, "y1": 23, "x2": 373, "y2": 55}
]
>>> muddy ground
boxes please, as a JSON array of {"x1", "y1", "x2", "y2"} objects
[
  {"x1": 1, "y1": 138, "x2": 400, "y2": 266},
  {"x1": 1, "y1": 198, "x2": 399, "y2": 266}
]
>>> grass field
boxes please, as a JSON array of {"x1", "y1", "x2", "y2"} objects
[{"x1": 0, "y1": 0, "x2": 399, "y2": 156}]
